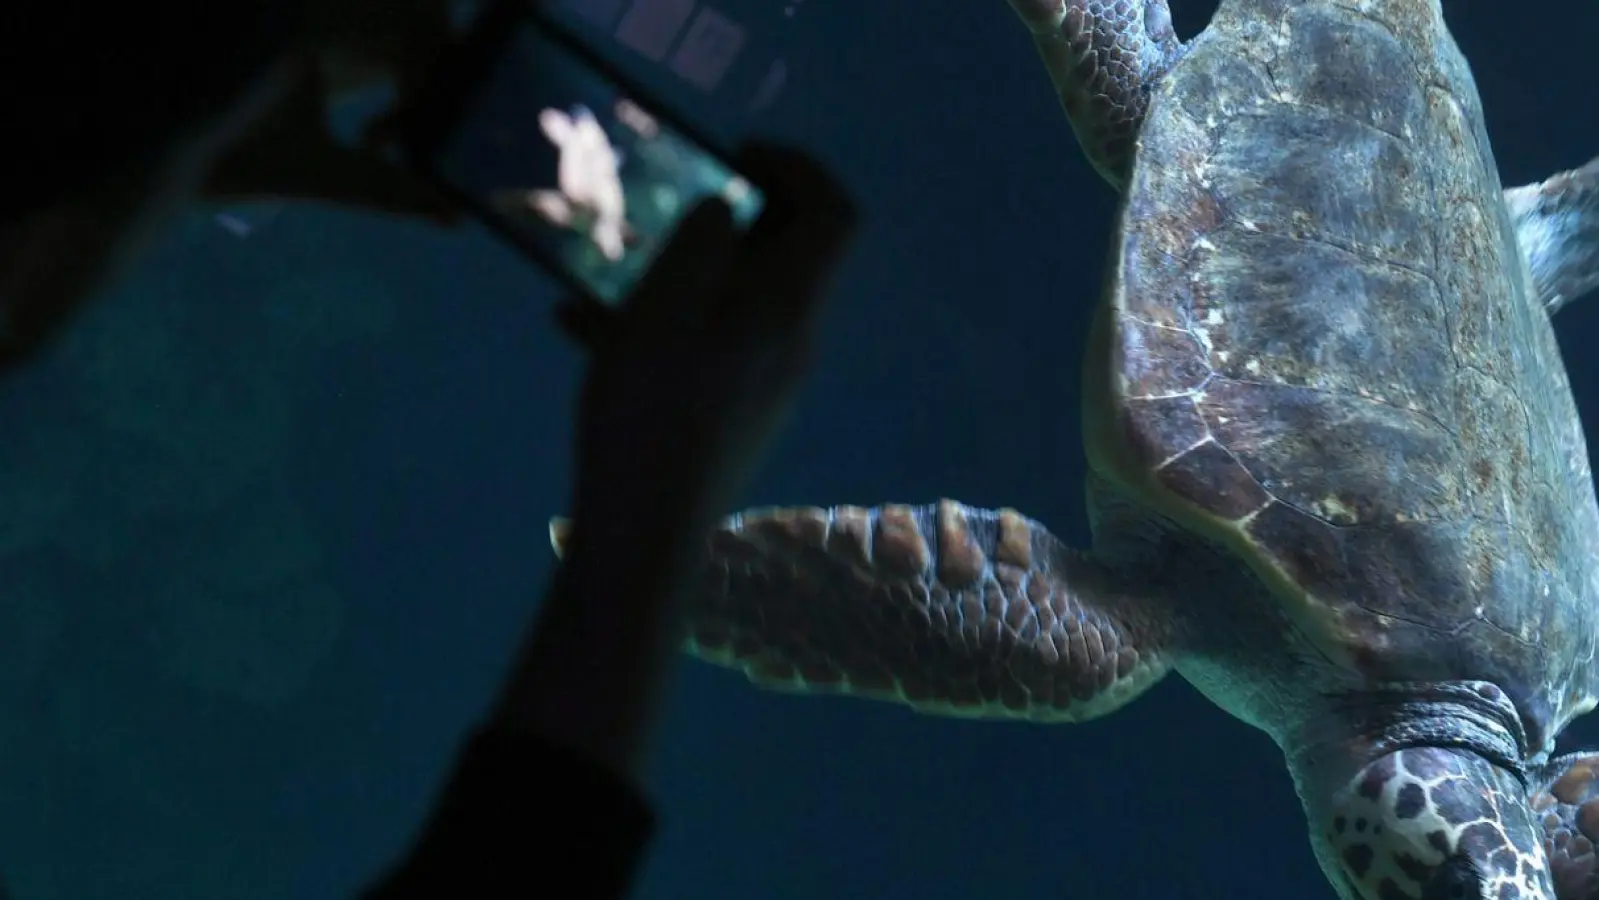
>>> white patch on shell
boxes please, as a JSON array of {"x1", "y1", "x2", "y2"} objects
[
  {"x1": 1231, "y1": 500, "x2": 1271, "y2": 529},
  {"x1": 1314, "y1": 495, "x2": 1357, "y2": 524},
  {"x1": 1266, "y1": 14, "x2": 1295, "y2": 103}
]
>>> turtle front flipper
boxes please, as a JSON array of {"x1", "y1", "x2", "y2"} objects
[
  {"x1": 550, "y1": 500, "x2": 1173, "y2": 722},
  {"x1": 1004, "y1": 0, "x2": 1188, "y2": 188},
  {"x1": 1504, "y1": 156, "x2": 1599, "y2": 315},
  {"x1": 1530, "y1": 751, "x2": 1599, "y2": 899}
]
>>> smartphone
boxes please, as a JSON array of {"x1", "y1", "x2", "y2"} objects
[{"x1": 404, "y1": 0, "x2": 766, "y2": 306}]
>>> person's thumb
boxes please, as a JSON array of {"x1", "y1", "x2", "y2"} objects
[
  {"x1": 720, "y1": 143, "x2": 858, "y2": 330},
  {"x1": 618, "y1": 195, "x2": 739, "y2": 330},
  {"x1": 555, "y1": 197, "x2": 737, "y2": 351}
]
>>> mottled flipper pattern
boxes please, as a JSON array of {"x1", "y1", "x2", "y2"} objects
[
  {"x1": 551, "y1": 500, "x2": 1171, "y2": 721},
  {"x1": 1532, "y1": 752, "x2": 1599, "y2": 900},
  {"x1": 1005, "y1": 0, "x2": 1187, "y2": 187},
  {"x1": 1505, "y1": 156, "x2": 1599, "y2": 315},
  {"x1": 1328, "y1": 746, "x2": 1552, "y2": 900}
]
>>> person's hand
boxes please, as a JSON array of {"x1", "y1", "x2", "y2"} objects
[
  {"x1": 562, "y1": 143, "x2": 859, "y2": 537},
  {"x1": 201, "y1": 58, "x2": 461, "y2": 223},
  {"x1": 205, "y1": 0, "x2": 463, "y2": 221},
  {"x1": 496, "y1": 144, "x2": 855, "y2": 780}
]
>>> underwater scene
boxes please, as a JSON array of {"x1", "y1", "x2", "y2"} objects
[{"x1": 1, "y1": 0, "x2": 1598, "y2": 898}]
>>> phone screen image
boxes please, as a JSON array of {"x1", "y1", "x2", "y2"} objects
[{"x1": 433, "y1": 14, "x2": 765, "y2": 305}]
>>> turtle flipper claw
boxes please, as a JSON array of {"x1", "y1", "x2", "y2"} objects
[
  {"x1": 1005, "y1": 0, "x2": 1187, "y2": 188},
  {"x1": 553, "y1": 500, "x2": 1172, "y2": 722},
  {"x1": 1530, "y1": 751, "x2": 1599, "y2": 900},
  {"x1": 1504, "y1": 155, "x2": 1599, "y2": 315}
]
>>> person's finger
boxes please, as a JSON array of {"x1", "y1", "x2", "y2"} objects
[
  {"x1": 205, "y1": 121, "x2": 461, "y2": 223},
  {"x1": 359, "y1": 107, "x2": 411, "y2": 154},
  {"x1": 553, "y1": 296, "x2": 621, "y2": 351},
  {"x1": 738, "y1": 143, "x2": 858, "y2": 231},
  {"x1": 304, "y1": 150, "x2": 462, "y2": 223},
  {"x1": 620, "y1": 196, "x2": 739, "y2": 330},
  {"x1": 721, "y1": 143, "x2": 859, "y2": 331},
  {"x1": 200, "y1": 60, "x2": 460, "y2": 223}
]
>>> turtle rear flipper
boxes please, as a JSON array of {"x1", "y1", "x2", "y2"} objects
[
  {"x1": 551, "y1": 500, "x2": 1173, "y2": 722},
  {"x1": 1505, "y1": 155, "x2": 1599, "y2": 315},
  {"x1": 1006, "y1": 0, "x2": 1188, "y2": 188},
  {"x1": 1529, "y1": 751, "x2": 1599, "y2": 900}
]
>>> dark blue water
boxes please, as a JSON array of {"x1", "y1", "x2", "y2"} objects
[{"x1": 1, "y1": 2, "x2": 1596, "y2": 897}]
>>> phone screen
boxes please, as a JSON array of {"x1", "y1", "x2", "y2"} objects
[{"x1": 428, "y1": 8, "x2": 765, "y2": 305}]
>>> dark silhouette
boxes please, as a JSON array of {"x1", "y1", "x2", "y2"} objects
[
  {"x1": 1, "y1": 3, "x2": 857, "y2": 897},
  {"x1": 362, "y1": 148, "x2": 856, "y2": 897},
  {"x1": 0, "y1": 0, "x2": 458, "y2": 375}
]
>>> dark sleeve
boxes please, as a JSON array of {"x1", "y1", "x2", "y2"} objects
[{"x1": 362, "y1": 725, "x2": 657, "y2": 899}]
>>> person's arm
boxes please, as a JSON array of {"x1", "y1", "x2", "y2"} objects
[
  {"x1": 359, "y1": 720, "x2": 655, "y2": 900},
  {"x1": 364, "y1": 145, "x2": 857, "y2": 899},
  {"x1": 359, "y1": 517, "x2": 687, "y2": 899},
  {"x1": 488, "y1": 146, "x2": 857, "y2": 781}
]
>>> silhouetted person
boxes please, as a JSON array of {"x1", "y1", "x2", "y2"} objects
[
  {"x1": 1, "y1": 3, "x2": 858, "y2": 898},
  {"x1": 0, "y1": 0, "x2": 459, "y2": 374}
]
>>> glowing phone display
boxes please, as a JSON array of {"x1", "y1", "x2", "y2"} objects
[{"x1": 426, "y1": 7, "x2": 765, "y2": 305}]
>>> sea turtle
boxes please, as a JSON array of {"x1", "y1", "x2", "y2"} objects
[
  {"x1": 552, "y1": 1, "x2": 1599, "y2": 897},
  {"x1": 519, "y1": 104, "x2": 635, "y2": 262}
]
